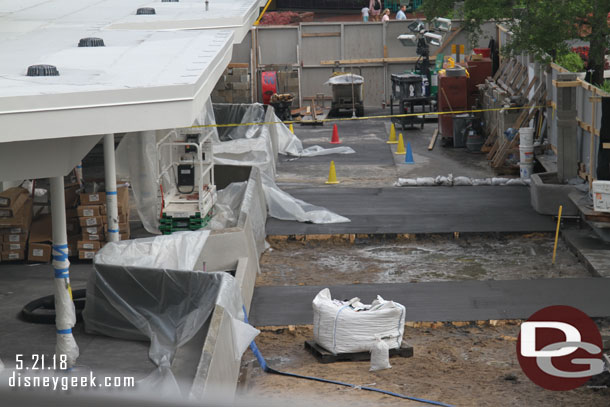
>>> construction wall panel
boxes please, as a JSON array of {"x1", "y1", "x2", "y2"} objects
[
  {"x1": 258, "y1": 27, "x2": 299, "y2": 65},
  {"x1": 360, "y1": 66, "x2": 386, "y2": 108},
  {"x1": 385, "y1": 21, "x2": 420, "y2": 59},
  {"x1": 301, "y1": 67, "x2": 334, "y2": 100},
  {"x1": 344, "y1": 23, "x2": 384, "y2": 60},
  {"x1": 301, "y1": 24, "x2": 342, "y2": 66}
]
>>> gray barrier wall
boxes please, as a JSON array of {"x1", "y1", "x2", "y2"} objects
[{"x1": 229, "y1": 20, "x2": 497, "y2": 108}]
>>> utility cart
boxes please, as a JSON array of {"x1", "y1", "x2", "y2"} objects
[
  {"x1": 156, "y1": 130, "x2": 216, "y2": 234},
  {"x1": 390, "y1": 73, "x2": 431, "y2": 130},
  {"x1": 326, "y1": 72, "x2": 365, "y2": 117}
]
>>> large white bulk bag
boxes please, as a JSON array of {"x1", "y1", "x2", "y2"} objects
[{"x1": 312, "y1": 288, "x2": 406, "y2": 354}]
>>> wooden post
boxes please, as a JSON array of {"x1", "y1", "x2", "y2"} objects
[{"x1": 589, "y1": 96, "x2": 601, "y2": 189}]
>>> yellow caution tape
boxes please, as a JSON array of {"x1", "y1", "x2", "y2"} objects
[{"x1": 188, "y1": 104, "x2": 546, "y2": 130}]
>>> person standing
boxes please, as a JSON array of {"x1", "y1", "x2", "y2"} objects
[
  {"x1": 369, "y1": 0, "x2": 382, "y2": 22},
  {"x1": 382, "y1": 8, "x2": 391, "y2": 22},
  {"x1": 396, "y1": 4, "x2": 407, "y2": 20},
  {"x1": 361, "y1": 5, "x2": 370, "y2": 22}
]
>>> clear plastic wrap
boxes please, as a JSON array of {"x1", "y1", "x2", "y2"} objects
[
  {"x1": 213, "y1": 104, "x2": 351, "y2": 224},
  {"x1": 83, "y1": 232, "x2": 259, "y2": 395},
  {"x1": 312, "y1": 288, "x2": 405, "y2": 355},
  {"x1": 116, "y1": 99, "x2": 351, "y2": 233}
]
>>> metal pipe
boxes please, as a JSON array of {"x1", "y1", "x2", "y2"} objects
[
  {"x1": 104, "y1": 134, "x2": 120, "y2": 242},
  {"x1": 50, "y1": 176, "x2": 79, "y2": 368}
]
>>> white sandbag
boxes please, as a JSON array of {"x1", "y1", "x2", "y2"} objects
[
  {"x1": 435, "y1": 174, "x2": 453, "y2": 186},
  {"x1": 312, "y1": 288, "x2": 406, "y2": 355},
  {"x1": 453, "y1": 176, "x2": 473, "y2": 186},
  {"x1": 472, "y1": 178, "x2": 492, "y2": 186},
  {"x1": 395, "y1": 178, "x2": 418, "y2": 186},
  {"x1": 491, "y1": 177, "x2": 509, "y2": 186},
  {"x1": 416, "y1": 177, "x2": 436, "y2": 186},
  {"x1": 370, "y1": 337, "x2": 391, "y2": 371}
]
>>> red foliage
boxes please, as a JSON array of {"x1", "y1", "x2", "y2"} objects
[
  {"x1": 260, "y1": 11, "x2": 301, "y2": 25},
  {"x1": 571, "y1": 46, "x2": 610, "y2": 70}
]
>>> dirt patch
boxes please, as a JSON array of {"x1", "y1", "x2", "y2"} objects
[
  {"x1": 259, "y1": 234, "x2": 591, "y2": 286},
  {"x1": 240, "y1": 325, "x2": 610, "y2": 407}
]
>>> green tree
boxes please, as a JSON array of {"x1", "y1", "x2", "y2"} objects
[{"x1": 422, "y1": 0, "x2": 610, "y2": 85}]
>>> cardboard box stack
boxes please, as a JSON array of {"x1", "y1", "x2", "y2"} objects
[
  {"x1": 77, "y1": 185, "x2": 130, "y2": 260},
  {"x1": 0, "y1": 187, "x2": 33, "y2": 262},
  {"x1": 27, "y1": 183, "x2": 80, "y2": 263}
]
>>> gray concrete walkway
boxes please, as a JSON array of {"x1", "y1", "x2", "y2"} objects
[
  {"x1": 266, "y1": 186, "x2": 556, "y2": 235},
  {"x1": 249, "y1": 278, "x2": 610, "y2": 326}
]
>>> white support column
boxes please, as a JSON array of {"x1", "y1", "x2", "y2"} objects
[
  {"x1": 104, "y1": 134, "x2": 119, "y2": 243},
  {"x1": 50, "y1": 176, "x2": 79, "y2": 368},
  {"x1": 75, "y1": 161, "x2": 84, "y2": 188}
]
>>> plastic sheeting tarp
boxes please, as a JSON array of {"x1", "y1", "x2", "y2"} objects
[
  {"x1": 213, "y1": 103, "x2": 351, "y2": 224},
  {"x1": 312, "y1": 288, "x2": 406, "y2": 355},
  {"x1": 325, "y1": 73, "x2": 364, "y2": 86},
  {"x1": 116, "y1": 99, "x2": 351, "y2": 233},
  {"x1": 83, "y1": 231, "x2": 259, "y2": 395}
]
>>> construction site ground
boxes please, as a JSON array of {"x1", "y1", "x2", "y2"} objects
[
  {"x1": 241, "y1": 323, "x2": 610, "y2": 407},
  {"x1": 240, "y1": 113, "x2": 610, "y2": 406}
]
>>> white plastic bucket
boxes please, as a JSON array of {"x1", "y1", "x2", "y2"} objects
[
  {"x1": 519, "y1": 162, "x2": 534, "y2": 180},
  {"x1": 520, "y1": 127, "x2": 535, "y2": 147},
  {"x1": 519, "y1": 145, "x2": 534, "y2": 164}
]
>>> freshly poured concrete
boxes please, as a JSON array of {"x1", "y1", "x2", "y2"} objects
[
  {"x1": 564, "y1": 228, "x2": 610, "y2": 278},
  {"x1": 266, "y1": 186, "x2": 556, "y2": 235},
  {"x1": 249, "y1": 278, "x2": 610, "y2": 326}
]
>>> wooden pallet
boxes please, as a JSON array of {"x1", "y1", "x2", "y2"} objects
[{"x1": 304, "y1": 340, "x2": 414, "y2": 364}]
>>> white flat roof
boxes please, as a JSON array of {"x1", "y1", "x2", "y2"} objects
[{"x1": 0, "y1": 0, "x2": 259, "y2": 143}]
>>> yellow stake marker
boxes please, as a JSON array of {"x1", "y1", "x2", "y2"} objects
[
  {"x1": 395, "y1": 133, "x2": 406, "y2": 154},
  {"x1": 325, "y1": 161, "x2": 340, "y2": 184},
  {"x1": 387, "y1": 123, "x2": 398, "y2": 144},
  {"x1": 552, "y1": 205, "x2": 563, "y2": 265},
  {"x1": 289, "y1": 123, "x2": 294, "y2": 134}
]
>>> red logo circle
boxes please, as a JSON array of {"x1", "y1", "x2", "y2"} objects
[{"x1": 517, "y1": 305, "x2": 603, "y2": 391}]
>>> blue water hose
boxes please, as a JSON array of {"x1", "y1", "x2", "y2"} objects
[{"x1": 243, "y1": 306, "x2": 454, "y2": 407}]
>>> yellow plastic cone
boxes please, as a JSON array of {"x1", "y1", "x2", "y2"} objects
[
  {"x1": 325, "y1": 161, "x2": 340, "y2": 184},
  {"x1": 395, "y1": 133, "x2": 406, "y2": 154},
  {"x1": 289, "y1": 123, "x2": 294, "y2": 134},
  {"x1": 387, "y1": 123, "x2": 398, "y2": 144}
]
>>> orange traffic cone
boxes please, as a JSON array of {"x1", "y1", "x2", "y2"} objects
[
  {"x1": 387, "y1": 123, "x2": 398, "y2": 144},
  {"x1": 325, "y1": 161, "x2": 340, "y2": 184},
  {"x1": 395, "y1": 133, "x2": 406, "y2": 154},
  {"x1": 330, "y1": 124, "x2": 341, "y2": 144}
]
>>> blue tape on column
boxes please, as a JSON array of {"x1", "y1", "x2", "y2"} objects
[
  {"x1": 108, "y1": 229, "x2": 119, "y2": 234},
  {"x1": 54, "y1": 268, "x2": 69, "y2": 279},
  {"x1": 76, "y1": 165, "x2": 82, "y2": 169},
  {"x1": 106, "y1": 191, "x2": 117, "y2": 196},
  {"x1": 57, "y1": 329, "x2": 72, "y2": 335},
  {"x1": 52, "y1": 245, "x2": 69, "y2": 262}
]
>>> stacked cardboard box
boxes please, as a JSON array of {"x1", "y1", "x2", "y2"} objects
[
  {"x1": 212, "y1": 66, "x2": 252, "y2": 104},
  {"x1": 77, "y1": 185, "x2": 130, "y2": 260},
  {"x1": 26, "y1": 183, "x2": 80, "y2": 263},
  {"x1": 0, "y1": 187, "x2": 33, "y2": 262}
]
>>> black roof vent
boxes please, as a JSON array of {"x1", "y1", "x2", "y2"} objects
[
  {"x1": 136, "y1": 7, "x2": 156, "y2": 15},
  {"x1": 161, "y1": 0, "x2": 179, "y2": 2},
  {"x1": 78, "y1": 37, "x2": 105, "y2": 47},
  {"x1": 27, "y1": 64, "x2": 59, "y2": 77}
]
